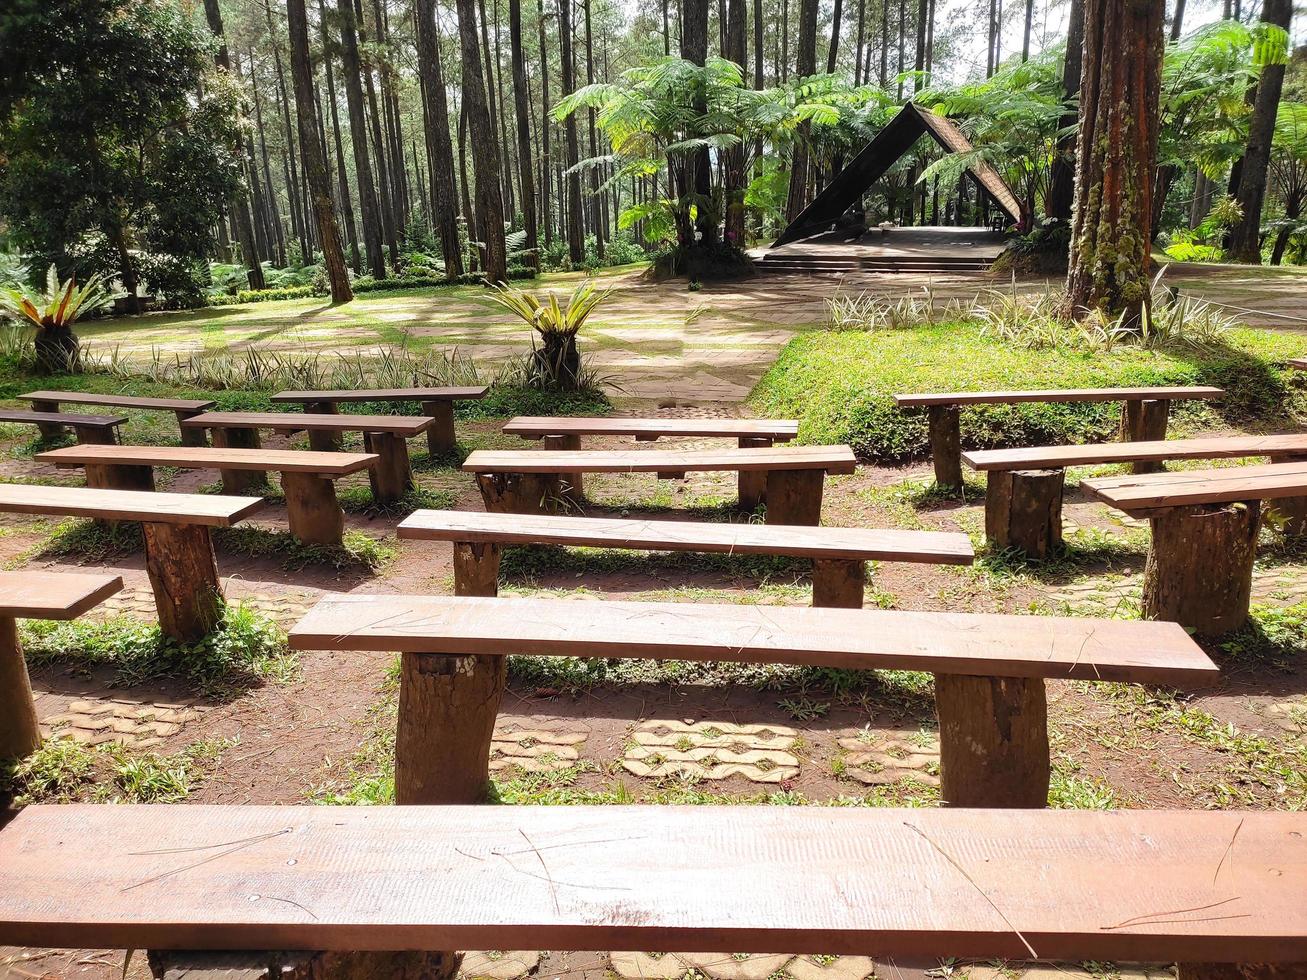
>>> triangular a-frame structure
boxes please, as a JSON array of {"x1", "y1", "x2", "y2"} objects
[{"x1": 772, "y1": 102, "x2": 1024, "y2": 248}]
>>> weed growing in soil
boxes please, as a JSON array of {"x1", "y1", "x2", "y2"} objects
[
  {"x1": 1, "y1": 737, "x2": 232, "y2": 804},
  {"x1": 215, "y1": 526, "x2": 396, "y2": 571},
  {"x1": 22, "y1": 603, "x2": 293, "y2": 692},
  {"x1": 32, "y1": 517, "x2": 143, "y2": 560},
  {"x1": 336, "y1": 484, "x2": 458, "y2": 518}
]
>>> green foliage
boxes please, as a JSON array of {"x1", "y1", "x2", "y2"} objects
[
  {"x1": 0, "y1": 264, "x2": 111, "y2": 329},
  {"x1": 489, "y1": 279, "x2": 611, "y2": 391},
  {"x1": 2, "y1": 737, "x2": 229, "y2": 804},
  {"x1": 232, "y1": 284, "x2": 323, "y2": 304},
  {"x1": 750, "y1": 319, "x2": 1305, "y2": 462}
]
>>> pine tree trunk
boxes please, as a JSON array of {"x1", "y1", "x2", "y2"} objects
[
  {"x1": 559, "y1": 0, "x2": 586, "y2": 264},
  {"x1": 724, "y1": 0, "x2": 748, "y2": 245},
  {"x1": 784, "y1": 0, "x2": 818, "y2": 221},
  {"x1": 266, "y1": 4, "x2": 311, "y2": 265},
  {"x1": 583, "y1": 0, "x2": 605, "y2": 257},
  {"x1": 827, "y1": 0, "x2": 842, "y2": 72},
  {"x1": 1064, "y1": 0, "x2": 1163, "y2": 328},
  {"x1": 318, "y1": 0, "x2": 362, "y2": 273},
  {"x1": 1047, "y1": 0, "x2": 1083, "y2": 222},
  {"x1": 338, "y1": 0, "x2": 388, "y2": 277},
  {"x1": 456, "y1": 0, "x2": 509, "y2": 282},
  {"x1": 509, "y1": 0, "x2": 540, "y2": 269},
  {"x1": 416, "y1": 0, "x2": 466, "y2": 279},
  {"x1": 537, "y1": 0, "x2": 554, "y2": 247}
]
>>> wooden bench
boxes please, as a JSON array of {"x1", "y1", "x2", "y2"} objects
[
  {"x1": 964, "y1": 434, "x2": 1307, "y2": 558},
  {"x1": 0, "y1": 484, "x2": 264, "y2": 642},
  {"x1": 502, "y1": 416, "x2": 801, "y2": 508},
  {"x1": 183, "y1": 411, "x2": 432, "y2": 504},
  {"x1": 1, "y1": 804, "x2": 1303, "y2": 980},
  {"x1": 291, "y1": 593, "x2": 1213, "y2": 808},
  {"x1": 894, "y1": 387, "x2": 1225, "y2": 486},
  {"x1": 0, "y1": 571, "x2": 122, "y2": 761},
  {"x1": 271, "y1": 386, "x2": 489, "y2": 455},
  {"x1": 0, "y1": 409, "x2": 125, "y2": 445},
  {"x1": 462, "y1": 446, "x2": 857, "y2": 525},
  {"x1": 1082, "y1": 461, "x2": 1307, "y2": 634},
  {"x1": 398, "y1": 510, "x2": 973, "y2": 607},
  {"x1": 1290, "y1": 357, "x2": 1306, "y2": 370},
  {"x1": 35, "y1": 445, "x2": 377, "y2": 546},
  {"x1": 19, "y1": 390, "x2": 215, "y2": 446}
]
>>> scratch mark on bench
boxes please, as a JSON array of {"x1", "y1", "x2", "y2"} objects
[
  {"x1": 122, "y1": 828, "x2": 293, "y2": 892},
  {"x1": 1212, "y1": 817, "x2": 1244, "y2": 885},
  {"x1": 1100, "y1": 897, "x2": 1248, "y2": 931}
]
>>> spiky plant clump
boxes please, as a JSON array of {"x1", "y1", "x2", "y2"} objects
[{"x1": 0, "y1": 264, "x2": 111, "y2": 372}]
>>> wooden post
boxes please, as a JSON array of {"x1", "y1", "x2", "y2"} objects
[
  {"x1": 737, "y1": 436, "x2": 772, "y2": 512},
  {"x1": 210, "y1": 427, "x2": 269, "y2": 494},
  {"x1": 0, "y1": 616, "x2": 40, "y2": 762},
  {"x1": 363, "y1": 431, "x2": 414, "y2": 504},
  {"x1": 85, "y1": 463, "x2": 155, "y2": 492},
  {"x1": 305, "y1": 401, "x2": 342, "y2": 452},
  {"x1": 453, "y1": 540, "x2": 501, "y2": 596},
  {"x1": 1121, "y1": 398, "x2": 1170, "y2": 474},
  {"x1": 422, "y1": 399, "x2": 457, "y2": 457},
  {"x1": 811, "y1": 558, "x2": 865, "y2": 608},
  {"x1": 984, "y1": 469, "x2": 1065, "y2": 558},
  {"x1": 149, "y1": 950, "x2": 462, "y2": 980},
  {"x1": 282, "y1": 472, "x2": 345, "y2": 546},
  {"x1": 542, "y1": 433, "x2": 583, "y2": 505},
  {"x1": 1142, "y1": 500, "x2": 1261, "y2": 635},
  {"x1": 72, "y1": 424, "x2": 117, "y2": 446},
  {"x1": 1267, "y1": 453, "x2": 1307, "y2": 537},
  {"x1": 141, "y1": 522, "x2": 224, "y2": 643},
  {"x1": 934, "y1": 672, "x2": 1050, "y2": 808},
  {"x1": 765, "y1": 469, "x2": 825, "y2": 525},
  {"x1": 176, "y1": 410, "x2": 208, "y2": 447},
  {"x1": 927, "y1": 404, "x2": 963, "y2": 487},
  {"x1": 30, "y1": 398, "x2": 65, "y2": 440},
  {"x1": 475, "y1": 472, "x2": 560, "y2": 514}
]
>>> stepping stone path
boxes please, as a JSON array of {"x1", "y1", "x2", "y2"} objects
[
  {"x1": 40, "y1": 697, "x2": 203, "y2": 749},
  {"x1": 621, "y1": 719, "x2": 800, "y2": 783},
  {"x1": 489, "y1": 723, "x2": 589, "y2": 774},
  {"x1": 836, "y1": 728, "x2": 941, "y2": 786},
  {"x1": 1050, "y1": 566, "x2": 1307, "y2": 617}
]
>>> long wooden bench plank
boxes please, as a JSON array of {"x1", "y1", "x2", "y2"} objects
[
  {"x1": 36, "y1": 445, "x2": 377, "y2": 477},
  {"x1": 2, "y1": 804, "x2": 1302, "y2": 962},
  {"x1": 0, "y1": 410, "x2": 126, "y2": 428},
  {"x1": 271, "y1": 386, "x2": 489, "y2": 403},
  {"x1": 964, "y1": 434, "x2": 1307, "y2": 471},
  {"x1": 1082, "y1": 462, "x2": 1307, "y2": 513},
  {"x1": 895, "y1": 387, "x2": 1225, "y2": 407},
  {"x1": 20, "y1": 390, "x2": 215, "y2": 412},
  {"x1": 463, "y1": 446, "x2": 857, "y2": 474},
  {"x1": 290, "y1": 593, "x2": 1213, "y2": 684},
  {"x1": 0, "y1": 571, "x2": 122, "y2": 619},
  {"x1": 397, "y1": 510, "x2": 973, "y2": 564},
  {"x1": 0, "y1": 483, "x2": 265, "y2": 526},
  {"x1": 503, "y1": 416, "x2": 800, "y2": 440},
  {"x1": 1290, "y1": 357, "x2": 1306, "y2": 370},
  {"x1": 183, "y1": 412, "x2": 432, "y2": 435}
]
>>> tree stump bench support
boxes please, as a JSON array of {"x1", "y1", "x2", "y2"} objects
[
  {"x1": 1121, "y1": 398, "x2": 1170, "y2": 473},
  {"x1": 984, "y1": 468, "x2": 1065, "y2": 558},
  {"x1": 142, "y1": 522, "x2": 225, "y2": 643},
  {"x1": 210, "y1": 426, "x2": 269, "y2": 493},
  {"x1": 304, "y1": 401, "x2": 342, "y2": 452},
  {"x1": 1268, "y1": 453, "x2": 1307, "y2": 535},
  {"x1": 19, "y1": 391, "x2": 216, "y2": 445},
  {"x1": 541, "y1": 433, "x2": 583, "y2": 505},
  {"x1": 291, "y1": 593, "x2": 1214, "y2": 812},
  {"x1": 0, "y1": 571, "x2": 123, "y2": 762},
  {"x1": 927, "y1": 405, "x2": 963, "y2": 487},
  {"x1": 737, "y1": 436, "x2": 772, "y2": 510}
]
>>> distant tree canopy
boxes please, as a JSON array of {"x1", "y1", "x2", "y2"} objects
[{"x1": 0, "y1": 0, "x2": 242, "y2": 308}]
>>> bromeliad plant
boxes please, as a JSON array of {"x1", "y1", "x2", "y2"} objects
[
  {"x1": 489, "y1": 279, "x2": 611, "y2": 390},
  {"x1": 0, "y1": 265, "x2": 111, "y2": 372}
]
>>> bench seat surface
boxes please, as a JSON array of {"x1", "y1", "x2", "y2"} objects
[
  {"x1": 20, "y1": 390, "x2": 215, "y2": 412},
  {"x1": 36, "y1": 445, "x2": 378, "y2": 476},
  {"x1": 1083, "y1": 461, "x2": 1307, "y2": 513},
  {"x1": 503, "y1": 416, "x2": 800, "y2": 439},
  {"x1": 894, "y1": 387, "x2": 1224, "y2": 407},
  {"x1": 0, "y1": 410, "x2": 126, "y2": 427},
  {"x1": 1, "y1": 804, "x2": 1302, "y2": 962},
  {"x1": 0, "y1": 570, "x2": 122, "y2": 619},
  {"x1": 290, "y1": 594, "x2": 1214, "y2": 684},
  {"x1": 0, "y1": 483, "x2": 265, "y2": 527},
  {"x1": 184, "y1": 412, "x2": 432, "y2": 435},
  {"x1": 398, "y1": 510, "x2": 973, "y2": 564},
  {"x1": 271, "y1": 386, "x2": 489, "y2": 403},
  {"x1": 463, "y1": 446, "x2": 857, "y2": 474},
  {"x1": 1290, "y1": 357, "x2": 1306, "y2": 369},
  {"x1": 964, "y1": 434, "x2": 1307, "y2": 471}
]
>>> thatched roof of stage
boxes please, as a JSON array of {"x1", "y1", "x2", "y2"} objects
[{"x1": 772, "y1": 102, "x2": 1024, "y2": 248}]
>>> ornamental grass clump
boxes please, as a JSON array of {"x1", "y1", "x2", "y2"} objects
[
  {"x1": 0, "y1": 265, "x2": 111, "y2": 372},
  {"x1": 489, "y1": 279, "x2": 611, "y2": 391}
]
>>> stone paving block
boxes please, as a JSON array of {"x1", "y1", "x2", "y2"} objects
[
  {"x1": 837, "y1": 730, "x2": 940, "y2": 787},
  {"x1": 489, "y1": 724, "x2": 589, "y2": 774},
  {"x1": 609, "y1": 952, "x2": 689, "y2": 980},
  {"x1": 678, "y1": 953, "x2": 793, "y2": 980},
  {"x1": 623, "y1": 719, "x2": 800, "y2": 783},
  {"x1": 460, "y1": 950, "x2": 541, "y2": 980},
  {"x1": 1267, "y1": 699, "x2": 1306, "y2": 737},
  {"x1": 788, "y1": 955, "x2": 878, "y2": 980},
  {"x1": 39, "y1": 695, "x2": 204, "y2": 749}
]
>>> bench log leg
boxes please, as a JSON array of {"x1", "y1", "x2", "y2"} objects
[
  {"x1": 737, "y1": 436, "x2": 773, "y2": 511},
  {"x1": 422, "y1": 399, "x2": 457, "y2": 457},
  {"x1": 1121, "y1": 398, "x2": 1170, "y2": 474},
  {"x1": 0, "y1": 615, "x2": 40, "y2": 761},
  {"x1": 364, "y1": 431, "x2": 414, "y2": 504},
  {"x1": 148, "y1": 950, "x2": 461, "y2": 980},
  {"x1": 176, "y1": 410, "x2": 207, "y2": 447},
  {"x1": 934, "y1": 672, "x2": 1050, "y2": 808},
  {"x1": 211, "y1": 426, "x2": 270, "y2": 494},
  {"x1": 476, "y1": 472, "x2": 561, "y2": 514},
  {"x1": 30, "y1": 399, "x2": 66, "y2": 440},
  {"x1": 72, "y1": 424, "x2": 117, "y2": 446},
  {"x1": 811, "y1": 558, "x2": 865, "y2": 608},
  {"x1": 1267, "y1": 453, "x2": 1307, "y2": 536},
  {"x1": 85, "y1": 462, "x2": 155, "y2": 492},
  {"x1": 306, "y1": 401, "x2": 343, "y2": 452},
  {"x1": 454, "y1": 540, "x2": 501, "y2": 596},
  {"x1": 1177, "y1": 964, "x2": 1307, "y2": 980},
  {"x1": 984, "y1": 468, "x2": 1064, "y2": 559},
  {"x1": 543, "y1": 433, "x2": 583, "y2": 504},
  {"x1": 282, "y1": 471, "x2": 345, "y2": 546},
  {"x1": 927, "y1": 404, "x2": 963, "y2": 487},
  {"x1": 1143, "y1": 500, "x2": 1260, "y2": 635},
  {"x1": 142, "y1": 522, "x2": 224, "y2": 643},
  {"x1": 765, "y1": 469, "x2": 825, "y2": 525}
]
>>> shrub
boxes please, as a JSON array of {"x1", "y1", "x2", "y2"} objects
[{"x1": 232, "y1": 284, "x2": 322, "y2": 304}]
